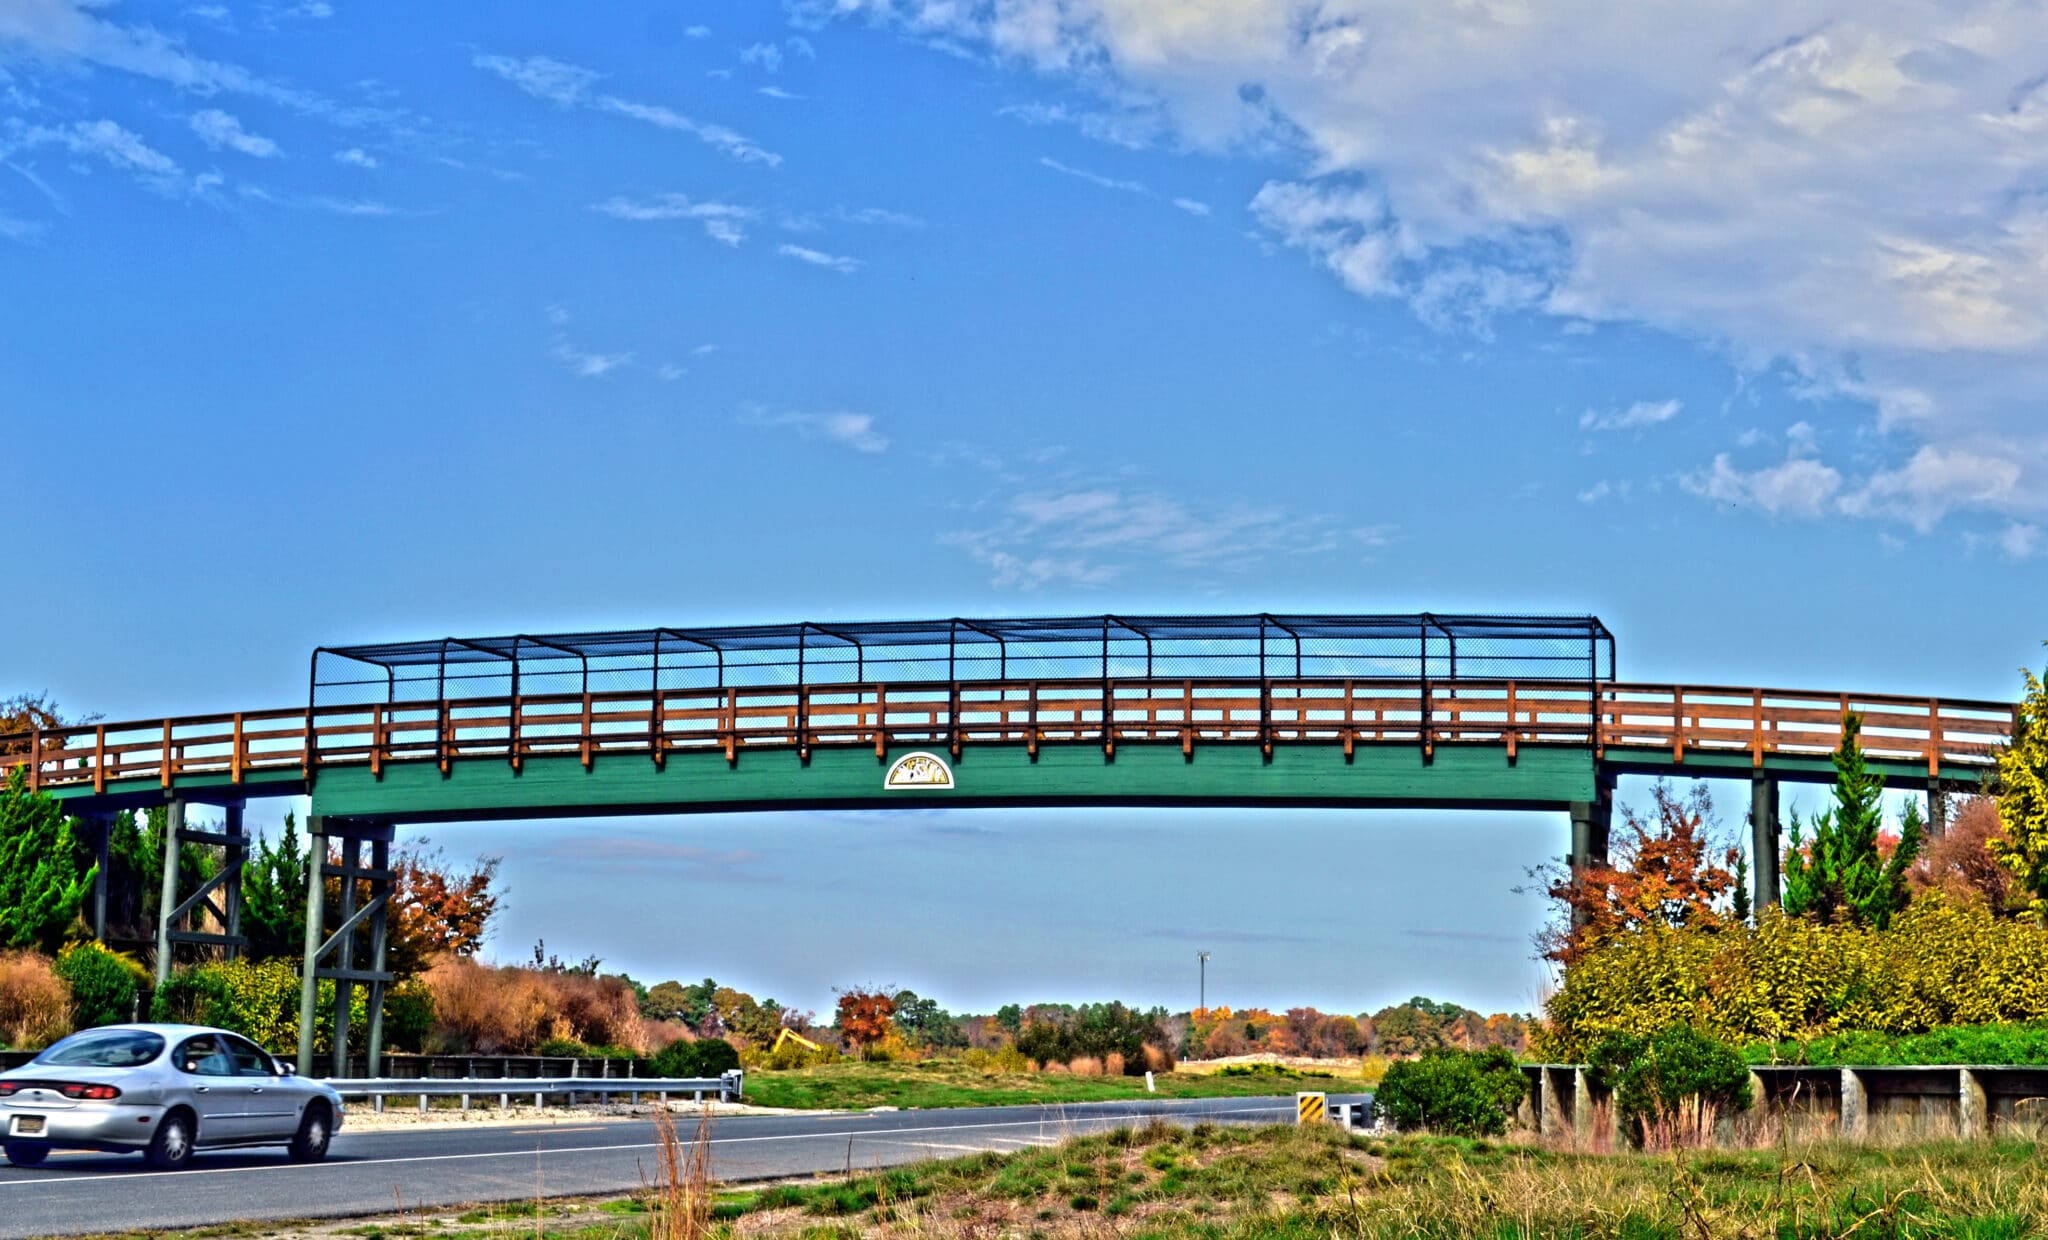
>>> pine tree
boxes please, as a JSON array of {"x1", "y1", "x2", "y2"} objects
[
  {"x1": 1989, "y1": 654, "x2": 2048, "y2": 923},
  {"x1": 0, "y1": 767, "x2": 93, "y2": 951},
  {"x1": 240, "y1": 812, "x2": 308, "y2": 961},
  {"x1": 1781, "y1": 714, "x2": 1922, "y2": 928},
  {"x1": 1732, "y1": 850, "x2": 1752, "y2": 924}
]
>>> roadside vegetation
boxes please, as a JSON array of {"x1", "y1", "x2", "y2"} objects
[{"x1": 99, "y1": 1120, "x2": 2048, "y2": 1240}]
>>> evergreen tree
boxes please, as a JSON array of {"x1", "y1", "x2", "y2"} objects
[
  {"x1": 240, "y1": 812, "x2": 308, "y2": 961},
  {"x1": 1989, "y1": 653, "x2": 2048, "y2": 924},
  {"x1": 1732, "y1": 850, "x2": 1753, "y2": 924},
  {"x1": 1782, "y1": 714, "x2": 1922, "y2": 929},
  {"x1": 0, "y1": 767, "x2": 93, "y2": 951}
]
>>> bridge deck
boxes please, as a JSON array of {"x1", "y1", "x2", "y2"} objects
[{"x1": 1, "y1": 678, "x2": 2013, "y2": 815}]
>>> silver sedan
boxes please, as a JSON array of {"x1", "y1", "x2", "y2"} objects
[{"x1": 0, "y1": 1024, "x2": 343, "y2": 1169}]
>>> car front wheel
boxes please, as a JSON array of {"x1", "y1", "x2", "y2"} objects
[
  {"x1": 145, "y1": 1110, "x2": 194, "y2": 1170},
  {"x1": 2, "y1": 1142, "x2": 48, "y2": 1167},
  {"x1": 287, "y1": 1104, "x2": 331, "y2": 1163}
]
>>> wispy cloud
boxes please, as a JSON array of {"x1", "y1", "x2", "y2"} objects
[
  {"x1": 739, "y1": 42, "x2": 783, "y2": 73},
  {"x1": 758, "y1": 85, "x2": 805, "y2": 101},
  {"x1": 474, "y1": 53, "x2": 781, "y2": 167},
  {"x1": 333, "y1": 147, "x2": 377, "y2": 169},
  {"x1": 836, "y1": 205, "x2": 923, "y2": 228},
  {"x1": 1172, "y1": 198, "x2": 1212, "y2": 218},
  {"x1": 777, "y1": 242, "x2": 861, "y2": 273},
  {"x1": 189, "y1": 108, "x2": 280, "y2": 158},
  {"x1": 1580, "y1": 399, "x2": 1680, "y2": 432},
  {"x1": 1039, "y1": 156, "x2": 1143, "y2": 194},
  {"x1": 744, "y1": 409, "x2": 889, "y2": 453},
  {"x1": 945, "y1": 484, "x2": 1390, "y2": 589},
  {"x1": 3, "y1": 119, "x2": 185, "y2": 193},
  {"x1": 593, "y1": 193, "x2": 754, "y2": 246}
]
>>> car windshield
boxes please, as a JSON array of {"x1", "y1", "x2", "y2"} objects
[{"x1": 33, "y1": 1029, "x2": 166, "y2": 1068}]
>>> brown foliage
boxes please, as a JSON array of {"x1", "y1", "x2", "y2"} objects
[
  {"x1": 835, "y1": 988, "x2": 897, "y2": 1055},
  {"x1": 386, "y1": 842, "x2": 500, "y2": 975},
  {"x1": 0, "y1": 694, "x2": 66, "y2": 755},
  {"x1": 1910, "y1": 797, "x2": 2022, "y2": 913},
  {"x1": 1542, "y1": 780, "x2": 1741, "y2": 965},
  {"x1": 0, "y1": 950, "x2": 71, "y2": 1049},
  {"x1": 421, "y1": 956, "x2": 647, "y2": 1054}
]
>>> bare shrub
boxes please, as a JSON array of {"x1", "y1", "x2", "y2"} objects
[
  {"x1": 1068, "y1": 1055, "x2": 1105, "y2": 1077},
  {"x1": 421, "y1": 956, "x2": 651, "y2": 1054},
  {"x1": 0, "y1": 951, "x2": 72, "y2": 1049},
  {"x1": 1102, "y1": 1052, "x2": 1125, "y2": 1076},
  {"x1": 1142, "y1": 1043, "x2": 1177, "y2": 1073}
]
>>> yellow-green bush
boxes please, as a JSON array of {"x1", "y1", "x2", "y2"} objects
[
  {"x1": 151, "y1": 959, "x2": 373, "y2": 1056},
  {"x1": 1543, "y1": 899, "x2": 2048, "y2": 1060}
]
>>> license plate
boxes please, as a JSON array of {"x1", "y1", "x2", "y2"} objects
[{"x1": 10, "y1": 1116, "x2": 45, "y2": 1136}]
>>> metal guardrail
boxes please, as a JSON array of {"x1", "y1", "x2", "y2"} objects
[{"x1": 326, "y1": 1070, "x2": 744, "y2": 1112}]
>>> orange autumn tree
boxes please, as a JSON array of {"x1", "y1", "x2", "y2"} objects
[
  {"x1": 1539, "y1": 780, "x2": 1741, "y2": 965},
  {"x1": 835, "y1": 988, "x2": 898, "y2": 1058}
]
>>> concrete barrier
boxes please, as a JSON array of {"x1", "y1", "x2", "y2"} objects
[{"x1": 1524, "y1": 1064, "x2": 2048, "y2": 1142}]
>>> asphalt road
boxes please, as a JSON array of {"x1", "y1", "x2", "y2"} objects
[{"x1": 0, "y1": 1094, "x2": 1360, "y2": 1238}]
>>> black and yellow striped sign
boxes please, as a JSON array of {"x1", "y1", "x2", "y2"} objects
[{"x1": 1296, "y1": 1092, "x2": 1326, "y2": 1124}]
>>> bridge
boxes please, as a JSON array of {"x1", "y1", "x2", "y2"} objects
[{"x1": 0, "y1": 612, "x2": 2017, "y2": 1076}]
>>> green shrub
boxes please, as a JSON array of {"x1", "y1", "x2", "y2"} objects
[
  {"x1": 1374, "y1": 1046, "x2": 1525, "y2": 1136},
  {"x1": 1544, "y1": 900, "x2": 2048, "y2": 1060},
  {"x1": 652, "y1": 1037, "x2": 742, "y2": 1078},
  {"x1": 151, "y1": 959, "x2": 374, "y2": 1055},
  {"x1": 535, "y1": 1036, "x2": 594, "y2": 1058},
  {"x1": 1747, "y1": 1022, "x2": 2048, "y2": 1065},
  {"x1": 382, "y1": 981, "x2": 435, "y2": 1054},
  {"x1": 53, "y1": 942, "x2": 143, "y2": 1029},
  {"x1": 1589, "y1": 1026, "x2": 1751, "y2": 1145}
]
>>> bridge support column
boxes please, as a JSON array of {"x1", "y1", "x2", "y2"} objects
[
  {"x1": 1568, "y1": 788, "x2": 1612, "y2": 928},
  {"x1": 296, "y1": 818, "x2": 394, "y2": 1079},
  {"x1": 1750, "y1": 774, "x2": 1781, "y2": 909},
  {"x1": 82, "y1": 814, "x2": 112, "y2": 943},
  {"x1": 155, "y1": 801, "x2": 250, "y2": 987}
]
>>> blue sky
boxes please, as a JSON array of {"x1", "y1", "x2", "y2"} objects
[{"x1": 4, "y1": 0, "x2": 2045, "y2": 1017}]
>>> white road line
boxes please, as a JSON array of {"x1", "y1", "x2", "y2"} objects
[{"x1": 0, "y1": 1105, "x2": 1283, "y2": 1190}]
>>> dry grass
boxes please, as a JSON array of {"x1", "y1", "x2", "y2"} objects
[
  {"x1": 0, "y1": 950, "x2": 71, "y2": 1049},
  {"x1": 422, "y1": 956, "x2": 648, "y2": 1054}
]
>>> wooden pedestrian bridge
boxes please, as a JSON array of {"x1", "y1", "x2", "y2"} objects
[{"x1": 0, "y1": 612, "x2": 2017, "y2": 1076}]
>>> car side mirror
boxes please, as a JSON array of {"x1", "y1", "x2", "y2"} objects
[{"x1": 276, "y1": 1061, "x2": 296, "y2": 1076}]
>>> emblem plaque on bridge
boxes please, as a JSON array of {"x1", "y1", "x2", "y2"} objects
[{"x1": 884, "y1": 751, "x2": 954, "y2": 790}]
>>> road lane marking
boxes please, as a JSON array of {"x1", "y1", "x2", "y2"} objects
[
  {"x1": 510, "y1": 1126, "x2": 607, "y2": 1136},
  {"x1": 0, "y1": 1104, "x2": 1286, "y2": 1190}
]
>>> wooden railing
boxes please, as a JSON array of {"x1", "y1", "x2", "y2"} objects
[{"x1": 0, "y1": 679, "x2": 2015, "y2": 795}]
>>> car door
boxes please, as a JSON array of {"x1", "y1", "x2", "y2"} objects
[
  {"x1": 223, "y1": 1035, "x2": 296, "y2": 1141},
  {"x1": 171, "y1": 1034, "x2": 248, "y2": 1143}
]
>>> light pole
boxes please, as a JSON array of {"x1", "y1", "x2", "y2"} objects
[{"x1": 1197, "y1": 951, "x2": 1211, "y2": 1013}]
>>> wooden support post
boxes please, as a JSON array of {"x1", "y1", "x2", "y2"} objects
[
  {"x1": 652, "y1": 690, "x2": 666, "y2": 769},
  {"x1": 94, "y1": 724, "x2": 106, "y2": 793},
  {"x1": 509, "y1": 697, "x2": 523, "y2": 773},
  {"x1": 580, "y1": 693, "x2": 593, "y2": 769},
  {"x1": 1505, "y1": 681, "x2": 1518, "y2": 763},
  {"x1": 161, "y1": 720, "x2": 174, "y2": 788},
  {"x1": 1672, "y1": 686, "x2": 1685, "y2": 763},
  {"x1": 369, "y1": 704, "x2": 382, "y2": 779},
  {"x1": 1751, "y1": 688, "x2": 1765, "y2": 767},
  {"x1": 1927, "y1": 698, "x2": 1943, "y2": 780}
]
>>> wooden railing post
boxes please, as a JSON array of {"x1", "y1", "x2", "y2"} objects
[
  {"x1": 1672, "y1": 686, "x2": 1685, "y2": 763},
  {"x1": 161, "y1": 719, "x2": 174, "y2": 789},
  {"x1": 369, "y1": 704, "x2": 384, "y2": 778},
  {"x1": 580, "y1": 692, "x2": 593, "y2": 770},
  {"x1": 1505, "y1": 681, "x2": 1518, "y2": 763},
  {"x1": 651, "y1": 689, "x2": 666, "y2": 769},
  {"x1": 1927, "y1": 698, "x2": 1942, "y2": 778},
  {"x1": 27, "y1": 726, "x2": 40, "y2": 794},
  {"x1": 1751, "y1": 689, "x2": 1765, "y2": 767},
  {"x1": 232, "y1": 713, "x2": 246, "y2": 784},
  {"x1": 94, "y1": 724, "x2": 106, "y2": 794},
  {"x1": 509, "y1": 697, "x2": 523, "y2": 773}
]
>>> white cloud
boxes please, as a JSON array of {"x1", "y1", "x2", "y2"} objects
[
  {"x1": 739, "y1": 42, "x2": 783, "y2": 73},
  {"x1": 1039, "y1": 155, "x2": 1143, "y2": 194},
  {"x1": 1683, "y1": 454, "x2": 1845, "y2": 519},
  {"x1": 0, "y1": 211, "x2": 43, "y2": 241},
  {"x1": 746, "y1": 410, "x2": 889, "y2": 453},
  {"x1": 1999, "y1": 522, "x2": 2041, "y2": 560},
  {"x1": 816, "y1": 0, "x2": 2048, "y2": 524},
  {"x1": 945, "y1": 484, "x2": 1386, "y2": 588},
  {"x1": 777, "y1": 242, "x2": 861, "y2": 273},
  {"x1": 593, "y1": 193, "x2": 754, "y2": 246},
  {"x1": 551, "y1": 340, "x2": 632, "y2": 378},
  {"x1": 333, "y1": 147, "x2": 376, "y2": 169},
  {"x1": 758, "y1": 85, "x2": 804, "y2": 101},
  {"x1": 2, "y1": 118, "x2": 185, "y2": 191},
  {"x1": 685, "y1": 25, "x2": 710, "y2": 39},
  {"x1": 1838, "y1": 444, "x2": 2022, "y2": 531},
  {"x1": 1172, "y1": 197, "x2": 1210, "y2": 218},
  {"x1": 1579, "y1": 398, "x2": 1681, "y2": 432},
  {"x1": 836, "y1": 205, "x2": 923, "y2": 228},
  {"x1": 189, "y1": 108, "x2": 280, "y2": 158},
  {"x1": 474, "y1": 52, "x2": 780, "y2": 166}
]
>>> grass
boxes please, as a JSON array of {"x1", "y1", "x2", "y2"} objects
[
  {"x1": 740, "y1": 1059, "x2": 1375, "y2": 1111},
  {"x1": 118, "y1": 1121, "x2": 2048, "y2": 1240}
]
